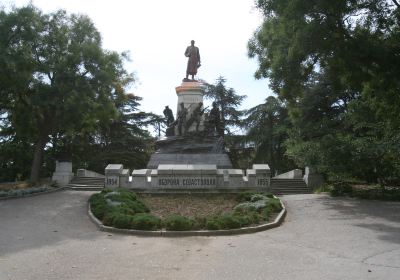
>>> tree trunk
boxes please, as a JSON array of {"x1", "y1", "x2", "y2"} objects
[{"x1": 30, "y1": 127, "x2": 50, "y2": 184}]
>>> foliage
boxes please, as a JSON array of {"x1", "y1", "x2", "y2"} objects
[
  {"x1": 204, "y1": 76, "x2": 246, "y2": 136},
  {"x1": 131, "y1": 213, "x2": 161, "y2": 230},
  {"x1": 90, "y1": 189, "x2": 150, "y2": 223},
  {"x1": 89, "y1": 190, "x2": 284, "y2": 231},
  {"x1": 249, "y1": 0, "x2": 400, "y2": 183},
  {"x1": 244, "y1": 96, "x2": 295, "y2": 174},
  {"x1": 329, "y1": 183, "x2": 400, "y2": 201},
  {"x1": 0, "y1": 5, "x2": 154, "y2": 182},
  {"x1": 164, "y1": 215, "x2": 194, "y2": 231},
  {"x1": 235, "y1": 191, "x2": 273, "y2": 202},
  {"x1": 0, "y1": 186, "x2": 50, "y2": 198}
]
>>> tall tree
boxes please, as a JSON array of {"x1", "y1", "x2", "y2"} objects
[
  {"x1": 249, "y1": 0, "x2": 400, "y2": 182},
  {"x1": 245, "y1": 96, "x2": 293, "y2": 174},
  {"x1": 0, "y1": 6, "x2": 134, "y2": 183},
  {"x1": 204, "y1": 76, "x2": 246, "y2": 136}
]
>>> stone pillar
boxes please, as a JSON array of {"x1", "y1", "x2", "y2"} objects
[
  {"x1": 52, "y1": 161, "x2": 74, "y2": 186},
  {"x1": 131, "y1": 169, "x2": 151, "y2": 188},
  {"x1": 225, "y1": 169, "x2": 245, "y2": 188},
  {"x1": 304, "y1": 167, "x2": 324, "y2": 189},
  {"x1": 175, "y1": 81, "x2": 206, "y2": 133},
  {"x1": 105, "y1": 164, "x2": 123, "y2": 188},
  {"x1": 119, "y1": 169, "x2": 130, "y2": 188},
  {"x1": 248, "y1": 164, "x2": 271, "y2": 191}
]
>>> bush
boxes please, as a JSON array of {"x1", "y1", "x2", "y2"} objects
[
  {"x1": 250, "y1": 193, "x2": 266, "y2": 202},
  {"x1": 102, "y1": 211, "x2": 118, "y2": 226},
  {"x1": 112, "y1": 214, "x2": 134, "y2": 229},
  {"x1": 267, "y1": 197, "x2": 283, "y2": 212},
  {"x1": 90, "y1": 190, "x2": 150, "y2": 222},
  {"x1": 165, "y1": 215, "x2": 194, "y2": 231},
  {"x1": 192, "y1": 216, "x2": 207, "y2": 230},
  {"x1": 125, "y1": 200, "x2": 150, "y2": 213},
  {"x1": 236, "y1": 191, "x2": 258, "y2": 202},
  {"x1": 90, "y1": 194, "x2": 110, "y2": 220},
  {"x1": 330, "y1": 182, "x2": 353, "y2": 197},
  {"x1": 131, "y1": 214, "x2": 161, "y2": 230},
  {"x1": 216, "y1": 214, "x2": 242, "y2": 229},
  {"x1": 205, "y1": 218, "x2": 221, "y2": 230}
]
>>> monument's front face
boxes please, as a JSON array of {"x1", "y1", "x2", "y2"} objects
[
  {"x1": 175, "y1": 81, "x2": 206, "y2": 134},
  {"x1": 103, "y1": 41, "x2": 274, "y2": 192}
]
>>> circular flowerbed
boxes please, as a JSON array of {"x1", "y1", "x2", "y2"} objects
[{"x1": 89, "y1": 189, "x2": 283, "y2": 231}]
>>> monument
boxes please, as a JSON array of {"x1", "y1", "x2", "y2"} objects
[
  {"x1": 146, "y1": 40, "x2": 232, "y2": 169},
  {"x1": 104, "y1": 41, "x2": 273, "y2": 192}
]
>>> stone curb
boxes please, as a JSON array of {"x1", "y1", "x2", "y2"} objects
[
  {"x1": 87, "y1": 198, "x2": 286, "y2": 237},
  {"x1": 0, "y1": 186, "x2": 67, "y2": 201}
]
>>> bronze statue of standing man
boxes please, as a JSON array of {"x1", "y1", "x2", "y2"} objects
[{"x1": 184, "y1": 40, "x2": 201, "y2": 81}]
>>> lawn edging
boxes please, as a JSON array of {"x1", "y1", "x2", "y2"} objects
[
  {"x1": 0, "y1": 186, "x2": 67, "y2": 201},
  {"x1": 87, "y1": 197, "x2": 287, "y2": 237}
]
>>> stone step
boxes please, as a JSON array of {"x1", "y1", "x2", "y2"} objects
[
  {"x1": 273, "y1": 191, "x2": 312, "y2": 195},
  {"x1": 67, "y1": 185, "x2": 104, "y2": 191},
  {"x1": 71, "y1": 177, "x2": 104, "y2": 181},
  {"x1": 272, "y1": 187, "x2": 310, "y2": 191},
  {"x1": 68, "y1": 176, "x2": 105, "y2": 191},
  {"x1": 270, "y1": 178, "x2": 311, "y2": 194}
]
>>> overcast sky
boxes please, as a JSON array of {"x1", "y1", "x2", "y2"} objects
[{"x1": 6, "y1": 0, "x2": 272, "y2": 115}]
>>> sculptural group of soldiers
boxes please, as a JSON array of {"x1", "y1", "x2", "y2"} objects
[{"x1": 163, "y1": 102, "x2": 222, "y2": 137}]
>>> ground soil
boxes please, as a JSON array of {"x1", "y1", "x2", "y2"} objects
[
  {"x1": 0, "y1": 181, "x2": 30, "y2": 190},
  {"x1": 140, "y1": 194, "x2": 238, "y2": 219}
]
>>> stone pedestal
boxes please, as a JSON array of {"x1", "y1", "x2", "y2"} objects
[
  {"x1": 303, "y1": 166, "x2": 324, "y2": 189},
  {"x1": 175, "y1": 81, "x2": 205, "y2": 133},
  {"x1": 52, "y1": 161, "x2": 74, "y2": 186},
  {"x1": 105, "y1": 164, "x2": 123, "y2": 188}
]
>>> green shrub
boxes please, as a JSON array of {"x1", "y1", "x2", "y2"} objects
[
  {"x1": 101, "y1": 188, "x2": 115, "y2": 194},
  {"x1": 234, "y1": 200, "x2": 266, "y2": 211},
  {"x1": 250, "y1": 193, "x2": 266, "y2": 202},
  {"x1": 216, "y1": 214, "x2": 242, "y2": 229},
  {"x1": 102, "y1": 211, "x2": 118, "y2": 226},
  {"x1": 192, "y1": 216, "x2": 207, "y2": 230},
  {"x1": 112, "y1": 213, "x2": 134, "y2": 229},
  {"x1": 104, "y1": 189, "x2": 138, "y2": 202},
  {"x1": 114, "y1": 204, "x2": 135, "y2": 215},
  {"x1": 165, "y1": 215, "x2": 194, "y2": 231},
  {"x1": 125, "y1": 200, "x2": 149, "y2": 213},
  {"x1": 131, "y1": 213, "x2": 161, "y2": 230},
  {"x1": 267, "y1": 198, "x2": 283, "y2": 212},
  {"x1": 205, "y1": 218, "x2": 221, "y2": 230},
  {"x1": 261, "y1": 207, "x2": 271, "y2": 221},
  {"x1": 234, "y1": 215, "x2": 253, "y2": 227},
  {"x1": 330, "y1": 182, "x2": 353, "y2": 196},
  {"x1": 236, "y1": 191, "x2": 258, "y2": 202}
]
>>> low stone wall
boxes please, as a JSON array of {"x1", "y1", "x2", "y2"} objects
[{"x1": 105, "y1": 163, "x2": 271, "y2": 191}]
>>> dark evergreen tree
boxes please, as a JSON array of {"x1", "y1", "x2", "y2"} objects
[{"x1": 204, "y1": 76, "x2": 246, "y2": 136}]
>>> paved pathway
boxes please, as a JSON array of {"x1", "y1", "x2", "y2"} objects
[{"x1": 0, "y1": 191, "x2": 399, "y2": 280}]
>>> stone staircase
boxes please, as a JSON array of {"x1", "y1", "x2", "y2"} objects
[
  {"x1": 67, "y1": 176, "x2": 104, "y2": 191},
  {"x1": 270, "y1": 178, "x2": 311, "y2": 195}
]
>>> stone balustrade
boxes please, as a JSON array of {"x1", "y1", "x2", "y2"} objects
[{"x1": 105, "y1": 163, "x2": 271, "y2": 191}]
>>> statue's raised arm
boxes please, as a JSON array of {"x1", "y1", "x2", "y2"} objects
[{"x1": 184, "y1": 40, "x2": 201, "y2": 82}]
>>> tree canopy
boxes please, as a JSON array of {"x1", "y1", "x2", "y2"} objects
[
  {"x1": 204, "y1": 76, "x2": 246, "y2": 136},
  {"x1": 248, "y1": 0, "x2": 400, "y2": 183},
  {"x1": 0, "y1": 5, "x2": 153, "y2": 183}
]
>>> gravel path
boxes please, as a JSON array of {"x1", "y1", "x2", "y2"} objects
[{"x1": 0, "y1": 190, "x2": 399, "y2": 280}]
